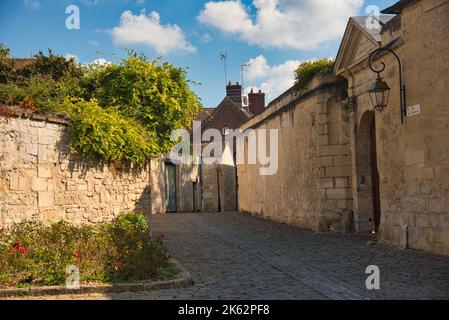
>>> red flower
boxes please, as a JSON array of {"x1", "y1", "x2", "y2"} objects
[
  {"x1": 75, "y1": 250, "x2": 81, "y2": 259},
  {"x1": 14, "y1": 242, "x2": 19, "y2": 247},
  {"x1": 18, "y1": 247, "x2": 25, "y2": 253}
]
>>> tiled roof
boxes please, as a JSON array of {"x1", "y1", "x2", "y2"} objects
[
  {"x1": 216, "y1": 96, "x2": 252, "y2": 120},
  {"x1": 10, "y1": 58, "x2": 35, "y2": 70},
  {"x1": 195, "y1": 108, "x2": 215, "y2": 122}
]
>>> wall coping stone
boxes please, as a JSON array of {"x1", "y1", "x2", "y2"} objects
[
  {"x1": 0, "y1": 105, "x2": 69, "y2": 126},
  {"x1": 240, "y1": 74, "x2": 346, "y2": 131}
]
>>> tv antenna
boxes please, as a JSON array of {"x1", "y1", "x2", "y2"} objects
[{"x1": 220, "y1": 52, "x2": 228, "y2": 85}]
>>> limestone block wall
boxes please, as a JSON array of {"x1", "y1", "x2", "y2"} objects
[
  {"x1": 376, "y1": 0, "x2": 449, "y2": 255},
  {"x1": 316, "y1": 94, "x2": 353, "y2": 231},
  {"x1": 0, "y1": 115, "x2": 151, "y2": 227},
  {"x1": 237, "y1": 74, "x2": 350, "y2": 231},
  {"x1": 337, "y1": 0, "x2": 449, "y2": 255},
  {"x1": 149, "y1": 159, "x2": 165, "y2": 214}
]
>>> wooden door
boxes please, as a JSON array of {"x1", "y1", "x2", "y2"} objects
[
  {"x1": 165, "y1": 163, "x2": 177, "y2": 213},
  {"x1": 370, "y1": 119, "x2": 381, "y2": 233}
]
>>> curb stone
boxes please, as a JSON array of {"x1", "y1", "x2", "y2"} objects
[{"x1": 0, "y1": 258, "x2": 194, "y2": 298}]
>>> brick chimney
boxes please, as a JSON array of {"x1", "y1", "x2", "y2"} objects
[
  {"x1": 226, "y1": 81, "x2": 242, "y2": 107},
  {"x1": 248, "y1": 88, "x2": 265, "y2": 115}
]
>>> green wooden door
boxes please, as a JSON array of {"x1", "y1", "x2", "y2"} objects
[{"x1": 165, "y1": 163, "x2": 177, "y2": 213}]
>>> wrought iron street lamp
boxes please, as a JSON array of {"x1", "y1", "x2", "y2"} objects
[
  {"x1": 368, "y1": 47, "x2": 407, "y2": 124},
  {"x1": 368, "y1": 75, "x2": 390, "y2": 113}
]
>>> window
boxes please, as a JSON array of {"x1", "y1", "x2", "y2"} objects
[{"x1": 222, "y1": 127, "x2": 230, "y2": 135}]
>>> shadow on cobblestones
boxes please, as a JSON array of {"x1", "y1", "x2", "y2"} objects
[{"x1": 147, "y1": 212, "x2": 449, "y2": 300}]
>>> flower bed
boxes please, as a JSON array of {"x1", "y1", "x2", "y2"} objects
[{"x1": 0, "y1": 212, "x2": 172, "y2": 288}]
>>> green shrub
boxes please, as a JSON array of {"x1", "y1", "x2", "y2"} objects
[
  {"x1": 16, "y1": 49, "x2": 83, "y2": 82},
  {"x1": 0, "y1": 44, "x2": 202, "y2": 166},
  {"x1": 0, "y1": 212, "x2": 170, "y2": 288},
  {"x1": 294, "y1": 58, "x2": 335, "y2": 92},
  {"x1": 0, "y1": 75, "x2": 79, "y2": 112},
  {"x1": 0, "y1": 43, "x2": 9, "y2": 57}
]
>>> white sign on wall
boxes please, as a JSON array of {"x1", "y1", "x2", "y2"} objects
[{"x1": 407, "y1": 104, "x2": 421, "y2": 117}]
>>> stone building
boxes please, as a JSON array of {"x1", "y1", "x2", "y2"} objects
[
  {"x1": 237, "y1": 0, "x2": 449, "y2": 255},
  {"x1": 152, "y1": 82, "x2": 266, "y2": 214}
]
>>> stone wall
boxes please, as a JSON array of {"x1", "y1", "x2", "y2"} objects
[
  {"x1": 237, "y1": 74, "x2": 350, "y2": 231},
  {"x1": 0, "y1": 114, "x2": 151, "y2": 227},
  {"x1": 336, "y1": 0, "x2": 449, "y2": 255},
  {"x1": 201, "y1": 162, "x2": 237, "y2": 212},
  {"x1": 376, "y1": 0, "x2": 449, "y2": 254}
]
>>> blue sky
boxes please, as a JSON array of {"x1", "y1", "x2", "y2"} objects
[{"x1": 0, "y1": 0, "x2": 397, "y2": 107}]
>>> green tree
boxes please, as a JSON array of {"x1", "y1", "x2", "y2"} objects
[
  {"x1": 0, "y1": 43, "x2": 10, "y2": 57},
  {"x1": 0, "y1": 43, "x2": 14, "y2": 83},
  {"x1": 17, "y1": 49, "x2": 82, "y2": 81},
  {"x1": 82, "y1": 52, "x2": 202, "y2": 154}
]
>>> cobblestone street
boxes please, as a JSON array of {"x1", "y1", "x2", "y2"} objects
[{"x1": 6, "y1": 212, "x2": 449, "y2": 300}]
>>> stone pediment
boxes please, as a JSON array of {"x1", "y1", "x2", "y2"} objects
[{"x1": 334, "y1": 16, "x2": 393, "y2": 76}]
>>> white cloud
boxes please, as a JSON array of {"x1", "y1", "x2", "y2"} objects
[
  {"x1": 24, "y1": 0, "x2": 40, "y2": 9},
  {"x1": 89, "y1": 58, "x2": 112, "y2": 66},
  {"x1": 64, "y1": 54, "x2": 79, "y2": 64},
  {"x1": 243, "y1": 55, "x2": 301, "y2": 102},
  {"x1": 198, "y1": 0, "x2": 363, "y2": 50},
  {"x1": 244, "y1": 55, "x2": 270, "y2": 81},
  {"x1": 111, "y1": 10, "x2": 196, "y2": 55}
]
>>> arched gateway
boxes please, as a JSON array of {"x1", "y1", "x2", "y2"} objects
[{"x1": 356, "y1": 111, "x2": 381, "y2": 233}]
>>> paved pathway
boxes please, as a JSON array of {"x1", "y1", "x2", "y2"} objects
[{"x1": 6, "y1": 212, "x2": 449, "y2": 299}]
